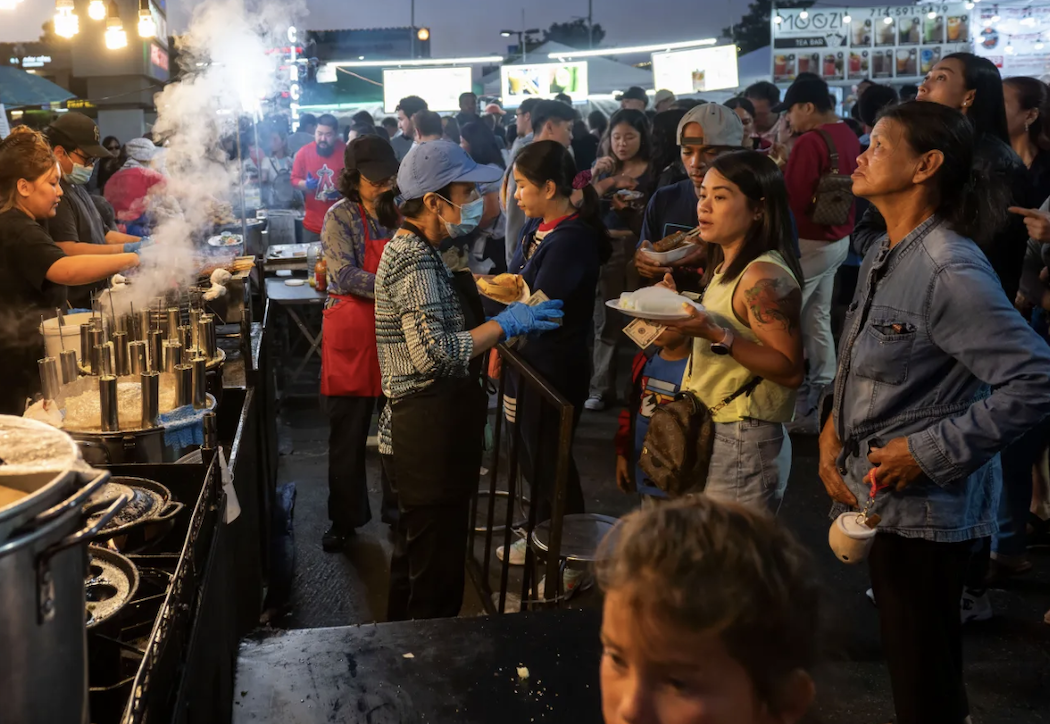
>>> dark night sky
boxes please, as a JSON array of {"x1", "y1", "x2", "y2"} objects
[{"x1": 4, "y1": 0, "x2": 733, "y2": 52}]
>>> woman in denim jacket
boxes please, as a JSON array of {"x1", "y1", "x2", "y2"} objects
[{"x1": 819, "y1": 101, "x2": 1050, "y2": 724}]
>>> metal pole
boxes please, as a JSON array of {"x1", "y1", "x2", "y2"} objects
[
  {"x1": 588, "y1": 0, "x2": 594, "y2": 49},
  {"x1": 522, "y1": 9, "x2": 527, "y2": 63},
  {"x1": 411, "y1": 0, "x2": 416, "y2": 58}
]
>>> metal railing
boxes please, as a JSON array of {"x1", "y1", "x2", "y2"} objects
[{"x1": 466, "y1": 342, "x2": 575, "y2": 614}]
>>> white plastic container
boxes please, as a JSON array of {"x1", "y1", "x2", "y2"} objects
[
  {"x1": 39, "y1": 312, "x2": 95, "y2": 361},
  {"x1": 640, "y1": 244, "x2": 698, "y2": 264},
  {"x1": 828, "y1": 511, "x2": 878, "y2": 564}
]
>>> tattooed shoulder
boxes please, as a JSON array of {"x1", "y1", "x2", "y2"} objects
[{"x1": 742, "y1": 274, "x2": 801, "y2": 333}]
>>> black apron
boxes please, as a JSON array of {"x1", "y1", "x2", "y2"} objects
[{"x1": 390, "y1": 224, "x2": 488, "y2": 506}]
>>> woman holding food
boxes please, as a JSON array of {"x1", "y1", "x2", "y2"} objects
[
  {"x1": 494, "y1": 141, "x2": 611, "y2": 587},
  {"x1": 0, "y1": 127, "x2": 139, "y2": 414},
  {"x1": 660, "y1": 150, "x2": 804, "y2": 514},
  {"x1": 318, "y1": 136, "x2": 400, "y2": 551},
  {"x1": 372, "y1": 140, "x2": 564, "y2": 620},
  {"x1": 587, "y1": 109, "x2": 654, "y2": 411}
]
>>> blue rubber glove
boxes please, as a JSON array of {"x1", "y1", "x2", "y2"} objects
[
  {"x1": 492, "y1": 300, "x2": 564, "y2": 339},
  {"x1": 123, "y1": 237, "x2": 155, "y2": 254},
  {"x1": 305, "y1": 172, "x2": 320, "y2": 191}
]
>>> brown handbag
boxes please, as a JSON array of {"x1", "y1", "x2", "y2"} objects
[
  {"x1": 639, "y1": 365, "x2": 762, "y2": 497},
  {"x1": 809, "y1": 129, "x2": 854, "y2": 227}
]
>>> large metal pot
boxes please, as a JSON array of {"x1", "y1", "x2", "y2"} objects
[
  {"x1": 0, "y1": 416, "x2": 86, "y2": 543},
  {"x1": 69, "y1": 426, "x2": 197, "y2": 466},
  {"x1": 0, "y1": 470, "x2": 127, "y2": 724}
]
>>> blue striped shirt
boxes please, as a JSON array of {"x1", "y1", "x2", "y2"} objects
[{"x1": 374, "y1": 229, "x2": 474, "y2": 454}]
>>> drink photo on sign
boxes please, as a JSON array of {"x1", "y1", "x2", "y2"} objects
[
  {"x1": 877, "y1": 18, "x2": 896, "y2": 46},
  {"x1": 852, "y1": 18, "x2": 873, "y2": 45},
  {"x1": 849, "y1": 50, "x2": 870, "y2": 79},
  {"x1": 896, "y1": 48, "x2": 918, "y2": 76},
  {"x1": 899, "y1": 16, "x2": 921, "y2": 45},
  {"x1": 947, "y1": 14, "x2": 970, "y2": 42},
  {"x1": 924, "y1": 13, "x2": 945, "y2": 43}
]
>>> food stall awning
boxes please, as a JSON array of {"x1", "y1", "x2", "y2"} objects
[{"x1": 0, "y1": 66, "x2": 76, "y2": 108}]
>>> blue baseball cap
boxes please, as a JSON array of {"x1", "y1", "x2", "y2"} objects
[{"x1": 397, "y1": 140, "x2": 502, "y2": 201}]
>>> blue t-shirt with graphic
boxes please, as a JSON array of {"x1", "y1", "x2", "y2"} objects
[{"x1": 634, "y1": 353, "x2": 690, "y2": 498}]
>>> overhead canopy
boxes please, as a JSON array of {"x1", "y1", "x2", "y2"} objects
[{"x1": 0, "y1": 66, "x2": 75, "y2": 108}]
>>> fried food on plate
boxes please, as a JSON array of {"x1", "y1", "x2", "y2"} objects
[{"x1": 477, "y1": 273, "x2": 524, "y2": 304}]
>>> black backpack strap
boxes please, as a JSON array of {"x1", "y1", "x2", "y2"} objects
[
  {"x1": 816, "y1": 129, "x2": 840, "y2": 175},
  {"x1": 708, "y1": 377, "x2": 763, "y2": 414}
]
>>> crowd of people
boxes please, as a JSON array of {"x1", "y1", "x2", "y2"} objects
[
  {"x1": 298, "y1": 55, "x2": 1050, "y2": 724},
  {"x1": 2, "y1": 51, "x2": 1049, "y2": 723}
]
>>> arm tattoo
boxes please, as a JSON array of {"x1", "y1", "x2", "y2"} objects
[{"x1": 743, "y1": 277, "x2": 801, "y2": 333}]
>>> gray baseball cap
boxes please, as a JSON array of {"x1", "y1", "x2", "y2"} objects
[
  {"x1": 397, "y1": 140, "x2": 502, "y2": 201},
  {"x1": 676, "y1": 103, "x2": 745, "y2": 148}
]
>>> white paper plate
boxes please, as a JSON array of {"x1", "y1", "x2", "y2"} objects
[
  {"x1": 285, "y1": 279, "x2": 306, "y2": 287},
  {"x1": 605, "y1": 298, "x2": 704, "y2": 321}
]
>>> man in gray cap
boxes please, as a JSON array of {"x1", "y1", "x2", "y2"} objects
[
  {"x1": 45, "y1": 113, "x2": 151, "y2": 305},
  {"x1": 633, "y1": 103, "x2": 748, "y2": 285}
]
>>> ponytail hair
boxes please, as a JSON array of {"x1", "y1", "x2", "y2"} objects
[
  {"x1": 374, "y1": 182, "x2": 455, "y2": 231},
  {"x1": 513, "y1": 140, "x2": 612, "y2": 263}
]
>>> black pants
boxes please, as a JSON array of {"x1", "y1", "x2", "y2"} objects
[
  {"x1": 516, "y1": 391, "x2": 586, "y2": 524},
  {"x1": 382, "y1": 454, "x2": 471, "y2": 621},
  {"x1": 324, "y1": 395, "x2": 397, "y2": 529},
  {"x1": 868, "y1": 533, "x2": 972, "y2": 724}
]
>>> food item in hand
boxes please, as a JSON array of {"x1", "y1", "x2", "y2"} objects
[
  {"x1": 650, "y1": 227, "x2": 702, "y2": 253},
  {"x1": 477, "y1": 274, "x2": 524, "y2": 304}
]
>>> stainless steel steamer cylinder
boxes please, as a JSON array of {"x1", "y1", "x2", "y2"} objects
[
  {"x1": 191, "y1": 356, "x2": 207, "y2": 410},
  {"x1": 99, "y1": 375, "x2": 119, "y2": 432},
  {"x1": 128, "y1": 341, "x2": 147, "y2": 375},
  {"x1": 94, "y1": 343, "x2": 114, "y2": 377},
  {"x1": 166, "y1": 308, "x2": 179, "y2": 339},
  {"x1": 198, "y1": 315, "x2": 217, "y2": 359},
  {"x1": 37, "y1": 357, "x2": 59, "y2": 401},
  {"x1": 174, "y1": 364, "x2": 193, "y2": 407},
  {"x1": 148, "y1": 330, "x2": 164, "y2": 373},
  {"x1": 162, "y1": 340, "x2": 182, "y2": 373},
  {"x1": 59, "y1": 350, "x2": 78, "y2": 385},
  {"x1": 140, "y1": 371, "x2": 159, "y2": 428},
  {"x1": 111, "y1": 332, "x2": 129, "y2": 377}
]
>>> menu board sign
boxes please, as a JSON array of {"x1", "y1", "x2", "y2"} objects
[
  {"x1": 651, "y1": 45, "x2": 739, "y2": 94},
  {"x1": 972, "y1": 3, "x2": 1050, "y2": 80},
  {"x1": 771, "y1": 4, "x2": 972, "y2": 83},
  {"x1": 500, "y1": 61, "x2": 589, "y2": 108}
]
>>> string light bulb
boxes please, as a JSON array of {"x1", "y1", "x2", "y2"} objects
[
  {"x1": 774, "y1": 13, "x2": 783, "y2": 24},
  {"x1": 137, "y1": 0, "x2": 155, "y2": 37},
  {"x1": 87, "y1": 0, "x2": 106, "y2": 20},
  {"x1": 1005, "y1": 38, "x2": 1014, "y2": 53},
  {"x1": 965, "y1": 1, "x2": 974, "y2": 8},
  {"x1": 842, "y1": 11, "x2": 852, "y2": 23},
  {"x1": 104, "y1": 1, "x2": 127, "y2": 49},
  {"x1": 799, "y1": 9, "x2": 809, "y2": 19},
  {"x1": 883, "y1": 15, "x2": 894, "y2": 24},
  {"x1": 991, "y1": 4, "x2": 1000, "y2": 23},
  {"x1": 927, "y1": 10, "x2": 937, "y2": 18},
  {"x1": 54, "y1": 0, "x2": 79, "y2": 37}
]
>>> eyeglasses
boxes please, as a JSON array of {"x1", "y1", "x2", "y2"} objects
[
  {"x1": 105, "y1": 145, "x2": 120, "y2": 153},
  {"x1": 71, "y1": 149, "x2": 98, "y2": 168}
]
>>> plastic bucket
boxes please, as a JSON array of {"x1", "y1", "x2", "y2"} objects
[{"x1": 39, "y1": 312, "x2": 94, "y2": 361}]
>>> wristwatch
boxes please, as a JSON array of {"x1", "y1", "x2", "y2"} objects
[{"x1": 710, "y1": 327, "x2": 735, "y2": 356}]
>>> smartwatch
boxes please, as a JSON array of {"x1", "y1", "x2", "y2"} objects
[{"x1": 710, "y1": 327, "x2": 735, "y2": 356}]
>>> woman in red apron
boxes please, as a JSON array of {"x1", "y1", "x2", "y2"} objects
[{"x1": 319, "y1": 136, "x2": 399, "y2": 551}]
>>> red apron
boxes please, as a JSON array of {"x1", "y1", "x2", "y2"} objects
[{"x1": 320, "y1": 205, "x2": 389, "y2": 397}]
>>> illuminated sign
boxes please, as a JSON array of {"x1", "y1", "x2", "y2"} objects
[
  {"x1": 288, "y1": 26, "x2": 300, "y2": 123},
  {"x1": 150, "y1": 43, "x2": 168, "y2": 71},
  {"x1": 13, "y1": 55, "x2": 53, "y2": 69},
  {"x1": 500, "y1": 61, "x2": 588, "y2": 107},
  {"x1": 651, "y1": 45, "x2": 739, "y2": 94},
  {"x1": 67, "y1": 99, "x2": 96, "y2": 109}
]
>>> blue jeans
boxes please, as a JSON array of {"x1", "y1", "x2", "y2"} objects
[
  {"x1": 992, "y1": 417, "x2": 1050, "y2": 557},
  {"x1": 703, "y1": 418, "x2": 791, "y2": 515}
]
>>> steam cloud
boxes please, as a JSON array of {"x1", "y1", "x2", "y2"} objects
[{"x1": 110, "y1": 0, "x2": 306, "y2": 316}]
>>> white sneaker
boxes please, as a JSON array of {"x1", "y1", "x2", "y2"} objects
[
  {"x1": 960, "y1": 588, "x2": 993, "y2": 624},
  {"x1": 496, "y1": 538, "x2": 528, "y2": 566},
  {"x1": 584, "y1": 395, "x2": 606, "y2": 411}
]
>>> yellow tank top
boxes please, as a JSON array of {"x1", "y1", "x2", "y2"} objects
[{"x1": 683, "y1": 250, "x2": 799, "y2": 424}]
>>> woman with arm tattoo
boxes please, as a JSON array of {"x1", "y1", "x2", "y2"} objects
[{"x1": 660, "y1": 151, "x2": 805, "y2": 513}]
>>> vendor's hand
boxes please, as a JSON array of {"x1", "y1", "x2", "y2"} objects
[
  {"x1": 634, "y1": 243, "x2": 671, "y2": 279},
  {"x1": 305, "y1": 172, "x2": 320, "y2": 191},
  {"x1": 493, "y1": 300, "x2": 564, "y2": 339},
  {"x1": 818, "y1": 417, "x2": 857, "y2": 507},
  {"x1": 615, "y1": 455, "x2": 633, "y2": 493},
  {"x1": 592, "y1": 157, "x2": 616, "y2": 176},
  {"x1": 867, "y1": 437, "x2": 923, "y2": 492},
  {"x1": 1009, "y1": 206, "x2": 1050, "y2": 242},
  {"x1": 662, "y1": 305, "x2": 720, "y2": 340}
]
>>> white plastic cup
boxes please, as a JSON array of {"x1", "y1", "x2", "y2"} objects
[{"x1": 828, "y1": 512, "x2": 878, "y2": 564}]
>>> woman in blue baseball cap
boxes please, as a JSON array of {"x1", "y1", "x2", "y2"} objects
[{"x1": 373, "y1": 140, "x2": 564, "y2": 620}]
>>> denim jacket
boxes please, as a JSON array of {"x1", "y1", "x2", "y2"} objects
[{"x1": 833, "y1": 216, "x2": 1050, "y2": 542}]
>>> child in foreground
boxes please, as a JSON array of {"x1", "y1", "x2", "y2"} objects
[
  {"x1": 596, "y1": 496, "x2": 819, "y2": 724},
  {"x1": 614, "y1": 328, "x2": 691, "y2": 502}
]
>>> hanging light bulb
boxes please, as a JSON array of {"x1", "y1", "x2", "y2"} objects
[
  {"x1": 774, "y1": 13, "x2": 783, "y2": 24},
  {"x1": 799, "y1": 9, "x2": 809, "y2": 19},
  {"x1": 87, "y1": 0, "x2": 106, "y2": 20},
  {"x1": 991, "y1": 4, "x2": 1001, "y2": 23},
  {"x1": 965, "y1": 1, "x2": 974, "y2": 8},
  {"x1": 927, "y1": 10, "x2": 937, "y2": 18},
  {"x1": 1036, "y1": 40, "x2": 1045, "y2": 50},
  {"x1": 883, "y1": 15, "x2": 894, "y2": 24},
  {"x1": 842, "y1": 11, "x2": 852, "y2": 23},
  {"x1": 137, "y1": 0, "x2": 155, "y2": 38},
  {"x1": 1005, "y1": 40, "x2": 1014, "y2": 53},
  {"x1": 104, "y1": 1, "x2": 127, "y2": 49},
  {"x1": 54, "y1": 0, "x2": 79, "y2": 38}
]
